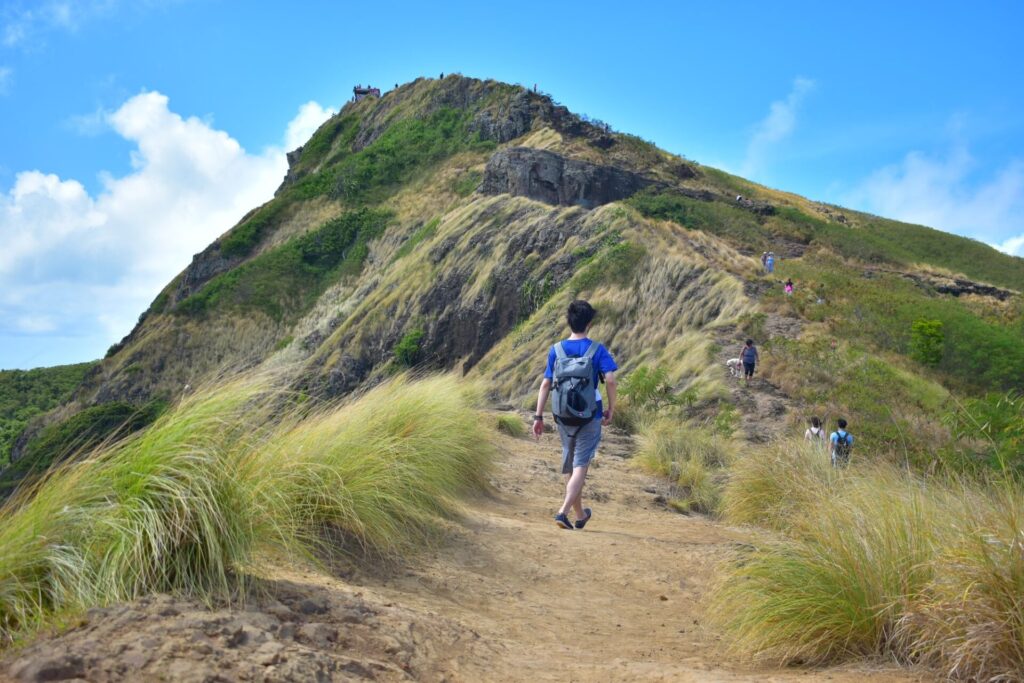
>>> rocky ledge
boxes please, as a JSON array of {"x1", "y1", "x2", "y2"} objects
[{"x1": 480, "y1": 147, "x2": 652, "y2": 209}]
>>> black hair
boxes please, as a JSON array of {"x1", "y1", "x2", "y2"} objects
[
  {"x1": 745, "y1": 338, "x2": 753, "y2": 346},
  {"x1": 567, "y1": 300, "x2": 596, "y2": 333},
  {"x1": 837, "y1": 418, "x2": 848, "y2": 429},
  {"x1": 811, "y1": 416, "x2": 821, "y2": 428}
]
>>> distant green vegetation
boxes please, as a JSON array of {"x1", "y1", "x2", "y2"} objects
[
  {"x1": 775, "y1": 257, "x2": 1024, "y2": 392},
  {"x1": 819, "y1": 214, "x2": 1024, "y2": 292},
  {"x1": 290, "y1": 108, "x2": 496, "y2": 203},
  {"x1": 1, "y1": 400, "x2": 166, "y2": 494},
  {"x1": 0, "y1": 374, "x2": 493, "y2": 640},
  {"x1": 0, "y1": 362, "x2": 95, "y2": 466},
  {"x1": 219, "y1": 202, "x2": 287, "y2": 259},
  {"x1": 177, "y1": 208, "x2": 392, "y2": 321},
  {"x1": 628, "y1": 190, "x2": 767, "y2": 248}
]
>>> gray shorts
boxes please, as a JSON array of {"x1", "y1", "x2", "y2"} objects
[{"x1": 557, "y1": 418, "x2": 602, "y2": 474}]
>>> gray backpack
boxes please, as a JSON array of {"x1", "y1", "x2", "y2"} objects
[{"x1": 551, "y1": 342, "x2": 599, "y2": 425}]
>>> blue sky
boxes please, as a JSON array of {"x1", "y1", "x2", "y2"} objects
[{"x1": 2, "y1": 0, "x2": 1023, "y2": 369}]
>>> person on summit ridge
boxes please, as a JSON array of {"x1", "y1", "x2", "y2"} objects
[{"x1": 533, "y1": 300, "x2": 618, "y2": 530}]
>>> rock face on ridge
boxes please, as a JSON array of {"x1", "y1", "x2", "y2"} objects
[{"x1": 480, "y1": 147, "x2": 652, "y2": 209}]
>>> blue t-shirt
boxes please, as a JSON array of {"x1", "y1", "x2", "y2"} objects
[
  {"x1": 830, "y1": 430, "x2": 854, "y2": 446},
  {"x1": 544, "y1": 338, "x2": 618, "y2": 419}
]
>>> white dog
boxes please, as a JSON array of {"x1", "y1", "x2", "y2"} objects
[{"x1": 726, "y1": 358, "x2": 743, "y2": 378}]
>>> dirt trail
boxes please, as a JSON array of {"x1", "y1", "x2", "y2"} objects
[
  {"x1": 714, "y1": 314, "x2": 802, "y2": 444},
  {"x1": 1, "y1": 420, "x2": 930, "y2": 682}
]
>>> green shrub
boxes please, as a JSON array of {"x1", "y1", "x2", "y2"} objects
[
  {"x1": 393, "y1": 328, "x2": 425, "y2": 367},
  {"x1": 628, "y1": 189, "x2": 767, "y2": 248},
  {"x1": 910, "y1": 319, "x2": 944, "y2": 367},
  {"x1": 945, "y1": 391, "x2": 1024, "y2": 473}
]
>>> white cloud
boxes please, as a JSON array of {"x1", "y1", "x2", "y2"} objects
[
  {"x1": 0, "y1": 66, "x2": 11, "y2": 94},
  {"x1": 741, "y1": 77, "x2": 815, "y2": 178},
  {"x1": 285, "y1": 101, "x2": 336, "y2": 151},
  {"x1": 843, "y1": 145, "x2": 1024, "y2": 256},
  {"x1": 0, "y1": 91, "x2": 334, "y2": 367}
]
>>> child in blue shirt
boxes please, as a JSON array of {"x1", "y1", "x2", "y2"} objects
[{"x1": 533, "y1": 300, "x2": 618, "y2": 530}]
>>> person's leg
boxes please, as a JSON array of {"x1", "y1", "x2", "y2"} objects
[
  {"x1": 558, "y1": 465, "x2": 589, "y2": 516},
  {"x1": 560, "y1": 419, "x2": 601, "y2": 518}
]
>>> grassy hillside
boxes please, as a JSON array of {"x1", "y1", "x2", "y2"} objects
[{"x1": 0, "y1": 362, "x2": 95, "y2": 466}]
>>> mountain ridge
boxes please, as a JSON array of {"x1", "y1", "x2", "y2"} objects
[{"x1": 5, "y1": 72, "x2": 1023, "y2": 480}]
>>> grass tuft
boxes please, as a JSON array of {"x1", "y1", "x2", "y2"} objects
[{"x1": 0, "y1": 373, "x2": 493, "y2": 642}]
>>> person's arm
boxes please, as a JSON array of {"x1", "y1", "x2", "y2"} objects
[
  {"x1": 533, "y1": 378, "x2": 551, "y2": 438},
  {"x1": 601, "y1": 371, "x2": 617, "y2": 426}
]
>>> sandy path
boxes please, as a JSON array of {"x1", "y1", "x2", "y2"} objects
[{"x1": 356, "y1": 422, "x2": 930, "y2": 682}]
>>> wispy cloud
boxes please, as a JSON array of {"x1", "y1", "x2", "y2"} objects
[
  {"x1": 0, "y1": 66, "x2": 11, "y2": 94},
  {"x1": 0, "y1": 91, "x2": 334, "y2": 368},
  {"x1": 843, "y1": 144, "x2": 1024, "y2": 257},
  {"x1": 2, "y1": 0, "x2": 118, "y2": 47},
  {"x1": 740, "y1": 77, "x2": 815, "y2": 178}
]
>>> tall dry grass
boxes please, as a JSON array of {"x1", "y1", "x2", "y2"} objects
[
  {"x1": 0, "y1": 373, "x2": 493, "y2": 642},
  {"x1": 712, "y1": 440, "x2": 1024, "y2": 679},
  {"x1": 636, "y1": 417, "x2": 734, "y2": 514}
]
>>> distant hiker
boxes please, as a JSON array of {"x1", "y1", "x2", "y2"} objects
[
  {"x1": 830, "y1": 418, "x2": 854, "y2": 467},
  {"x1": 761, "y1": 252, "x2": 768, "y2": 270},
  {"x1": 739, "y1": 338, "x2": 759, "y2": 384},
  {"x1": 785, "y1": 279, "x2": 794, "y2": 296},
  {"x1": 533, "y1": 300, "x2": 618, "y2": 530},
  {"x1": 804, "y1": 416, "x2": 826, "y2": 448},
  {"x1": 765, "y1": 252, "x2": 775, "y2": 274},
  {"x1": 534, "y1": 83, "x2": 538, "y2": 92},
  {"x1": 736, "y1": 194, "x2": 743, "y2": 202},
  {"x1": 440, "y1": 72, "x2": 444, "y2": 79}
]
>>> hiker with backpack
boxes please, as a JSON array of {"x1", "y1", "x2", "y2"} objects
[
  {"x1": 804, "y1": 416, "x2": 826, "y2": 448},
  {"x1": 738, "y1": 338, "x2": 759, "y2": 384},
  {"x1": 533, "y1": 300, "x2": 618, "y2": 530},
  {"x1": 830, "y1": 418, "x2": 854, "y2": 466}
]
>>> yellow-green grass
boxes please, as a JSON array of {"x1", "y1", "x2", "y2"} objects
[
  {"x1": 720, "y1": 439, "x2": 834, "y2": 531},
  {"x1": 0, "y1": 373, "x2": 493, "y2": 643},
  {"x1": 496, "y1": 414, "x2": 527, "y2": 437},
  {"x1": 712, "y1": 443, "x2": 1024, "y2": 679},
  {"x1": 636, "y1": 417, "x2": 733, "y2": 514}
]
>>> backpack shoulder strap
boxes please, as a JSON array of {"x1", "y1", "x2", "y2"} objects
[
  {"x1": 553, "y1": 343, "x2": 568, "y2": 360},
  {"x1": 583, "y1": 341, "x2": 600, "y2": 359}
]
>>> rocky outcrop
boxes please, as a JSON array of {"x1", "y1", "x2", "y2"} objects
[
  {"x1": 481, "y1": 147, "x2": 652, "y2": 209},
  {"x1": 736, "y1": 197, "x2": 776, "y2": 216}
]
